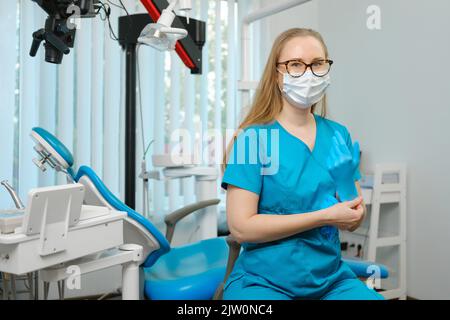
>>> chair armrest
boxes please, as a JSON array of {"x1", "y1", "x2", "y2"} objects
[
  {"x1": 213, "y1": 235, "x2": 242, "y2": 300},
  {"x1": 164, "y1": 199, "x2": 220, "y2": 244},
  {"x1": 224, "y1": 235, "x2": 242, "y2": 281}
]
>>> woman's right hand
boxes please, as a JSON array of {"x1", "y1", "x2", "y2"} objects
[{"x1": 325, "y1": 196, "x2": 365, "y2": 231}]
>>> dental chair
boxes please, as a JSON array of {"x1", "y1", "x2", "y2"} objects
[{"x1": 30, "y1": 127, "x2": 228, "y2": 300}]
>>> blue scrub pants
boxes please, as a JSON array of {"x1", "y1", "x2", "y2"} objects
[{"x1": 223, "y1": 277, "x2": 385, "y2": 300}]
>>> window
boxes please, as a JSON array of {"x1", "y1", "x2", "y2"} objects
[{"x1": 0, "y1": 0, "x2": 248, "y2": 217}]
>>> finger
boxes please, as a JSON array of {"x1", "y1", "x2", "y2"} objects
[
  {"x1": 331, "y1": 135, "x2": 339, "y2": 152},
  {"x1": 327, "y1": 144, "x2": 337, "y2": 168},
  {"x1": 351, "y1": 219, "x2": 363, "y2": 230},
  {"x1": 326, "y1": 154, "x2": 333, "y2": 170},
  {"x1": 338, "y1": 140, "x2": 350, "y2": 158},
  {"x1": 335, "y1": 131, "x2": 346, "y2": 146},
  {"x1": 352, "y1": 141, "x2": 361, "y2": 168},
  {"x1": 347, "y1": 196, "x2": 363, "y2": 208},
  {"x1": 349, "y1": 209, "x2": 364, "y2": 222},
  {"x1": 329, "y1": 148, "x2": 337, "y2": 168},
  {"x1": 346, "y1": 224, "x2": 355, "y2": 232},
  {"x1": 330, "y1": 142, "x2": 341, "y2": 167},
  {"x1": 356, "y1": 205, "x2": 366, "y2": 217},
  {"x1": 335, "y1": 131, "x2": 350, "y2": 155},
  {"x1": 326, "y1": 145, "x2": 336, "y2": 169},
  {"x1": 337, "y1": 224, "x2": 350, "y2": 231},
  {"x1": 350, "y1": 207, "x2": 365, "y2": 221}
]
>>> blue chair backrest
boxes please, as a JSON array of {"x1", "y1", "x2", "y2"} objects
[{"x1": 74, "y1": 166, "x2": 170, "y2": 267}]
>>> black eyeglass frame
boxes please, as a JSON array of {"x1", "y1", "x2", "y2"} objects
[{"x1": 276, "y1": 59, "x2": 334, "y2": 78}]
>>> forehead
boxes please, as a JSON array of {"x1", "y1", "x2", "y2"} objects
[{"x1": 279, "y1": 36, "x2": 326, "y2": 62}]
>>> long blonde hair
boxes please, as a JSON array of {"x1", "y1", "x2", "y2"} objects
[{"x1": 222, "y1": 28, "x2": 330, "y2": 171}]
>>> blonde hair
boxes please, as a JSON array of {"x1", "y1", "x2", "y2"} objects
[{"x1": 222, "y1": 28, "x2": 330, "y2": 171}]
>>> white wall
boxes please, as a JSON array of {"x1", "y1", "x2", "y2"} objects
[
  {"x1": 258, "y1": 0, "x2": 450, "y2": 299},
  {"x1": 259, "y1": 0, "x2": 319, "y2": 73}
]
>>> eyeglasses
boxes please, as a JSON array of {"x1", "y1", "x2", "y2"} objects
[{"x1": 276, "y1": 59, "x2": 334, "y2": 78}]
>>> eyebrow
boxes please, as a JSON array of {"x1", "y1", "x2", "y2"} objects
[
  {"x1": 279, "y1": 57, "x2": 326, "y2": 64},
  {"x1": 296, "y1": 57, "x2": 326, "y2": 62}
]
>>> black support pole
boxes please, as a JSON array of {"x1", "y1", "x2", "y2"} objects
[
  {"x1": 118, "y1": 12, "x2": 204, "y2": 209},
  {"x1": 119, "y1": 14, "x2": 154, "y2": 209},
  {"x1": 125, "y1": 43, "x2": 137, "y2": 209}
]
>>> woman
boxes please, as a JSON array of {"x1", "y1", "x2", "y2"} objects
[{"x1": 221, "y1": 28, "x2": 384, "y2": 300}]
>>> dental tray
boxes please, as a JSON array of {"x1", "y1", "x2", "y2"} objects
[
  {"x1": 152, "y1": 154, "x2": 196, "y2": 168},
  {"x1": 0, "y1": 209, "x2": 25, "y2": 234}
]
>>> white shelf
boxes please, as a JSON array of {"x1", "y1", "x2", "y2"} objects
[
  {"x1": 362, "y1": 188, "x2": 402, "y2": 205},
  {"x1": 363, "y1": 164, "x2": 407, "y2": 300},
  {"x1": 376, "y1": 236, "x2": 403, "y2": 248}
]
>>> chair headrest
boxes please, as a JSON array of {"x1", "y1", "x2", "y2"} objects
[{"x1": 31, "y1": 127, "x2": 74, "y2": 170}]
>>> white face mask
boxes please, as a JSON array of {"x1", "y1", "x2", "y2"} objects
[{"x1": 279, "y1": 70, "x2": 331, "y2": 109}]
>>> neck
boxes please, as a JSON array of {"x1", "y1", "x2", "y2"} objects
[{"x1": 277, "y1": 99, "x2": 314, "y2": 127}]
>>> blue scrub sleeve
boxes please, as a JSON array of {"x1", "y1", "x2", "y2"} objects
[
  {"x1": 221, "y1": 129, "x2": 263, "y2": 195},
  {"x1": 344, "y1": 128, "x2": 362, "y2": 181}
]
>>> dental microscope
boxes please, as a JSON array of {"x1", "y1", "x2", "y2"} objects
[{"x1": 30, "y1": 0, "x2": 100, "y2": 64}]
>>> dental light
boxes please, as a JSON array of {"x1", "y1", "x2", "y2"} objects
[{"x1": 138, "y1": 0, "x2": 192, "y2": 51}]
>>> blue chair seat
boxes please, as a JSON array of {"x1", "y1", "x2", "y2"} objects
[
  {"x1": 343, "y1": 257, "x2": 389, "y2": 279},
  {"x1": 144, "y1": 237, "x2": 228, "y2": 300}
]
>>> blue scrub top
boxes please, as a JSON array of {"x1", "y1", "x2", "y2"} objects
[{"x1": 221, "y1": 113, "x2": 361, "y2": 299}]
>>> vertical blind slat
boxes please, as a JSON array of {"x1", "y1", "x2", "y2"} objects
[
  {"x1": 34, "y1": 7, "x2": 57, "y2": 188},
  {"x1": 53, "y1": 0, "x2": 77, "y2": 184},
  {"x1": 199, "y1": 0, "x2": 210, "y2": 166},
  {"x1": 0, "y1": 1, "x2": 18, "y2": 207},
  {"x1": 227, "y1": 0, "x2": 237, "y2": 130},
  {"x1": 236, "y1": 0, "x2": 249, "y2": 120},
  {"x1": 214, "y1": 0, "x2": 223, "y2": 198},
  {"x1": 138, "y1": 45, "x2": 156, "y2": 215},
  {"x1": 214, "y1": 0, "x2": 223, "y2": 133},
  {"x1": 18, "y1": 0, "x2": 40, "y2": 200},
  {"x1": 75, "y1": 19, "x2": 93, "y2": 169},
  {"x1": 183, "y1": 70, "x2": 196, "y2": 205},
  {"x1": 169, "y1": 53, "x2": 181, "y2": 211},
  {"x1": 103, "y1": 7, "x2": 122, "y2": 195},
  {"x1": 153, "y1": 51, "x2": 166, "y2": 213},
  {"x1": 90, "y1": 17, "x2": 105, "y2": 174},
  {"x1": 38, "y1": 61, "x2": 58, "y2": 187}
]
